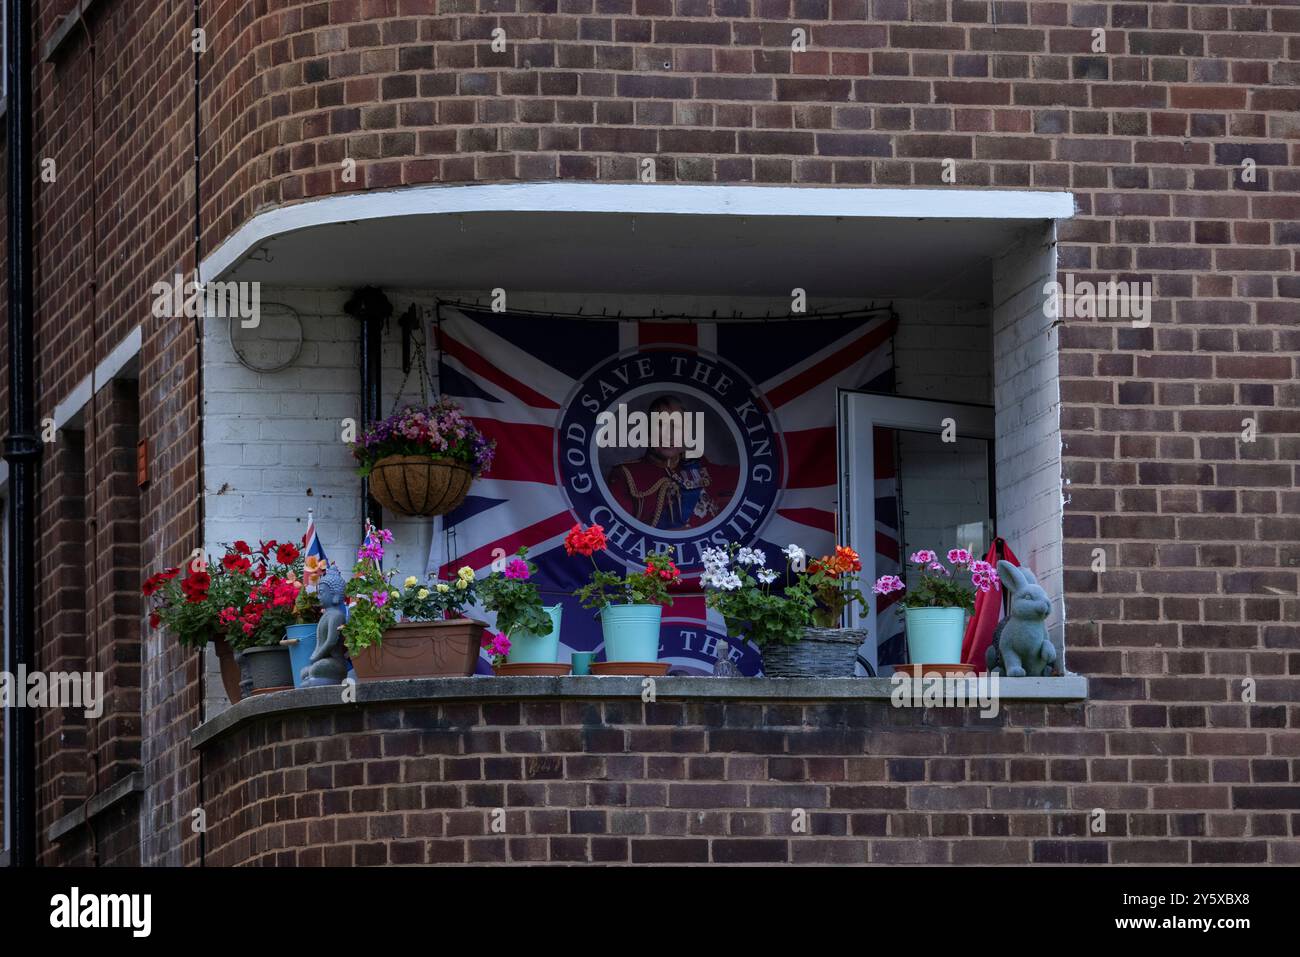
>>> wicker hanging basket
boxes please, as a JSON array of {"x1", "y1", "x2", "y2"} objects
[{"x1": 367, "y1": 455, "x2": 474, "y2": 517}]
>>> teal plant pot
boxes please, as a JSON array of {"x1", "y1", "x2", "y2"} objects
[
  {"x1": 284, "y1": 623, "x2": 318, "y2": 688},
  {"x1": 505, "y1": 605, "x2": 563, "y2": 664},
  {"x1": 600, "y1": 604, "x2": 662, "y2": 662},
  {"x1": 904, "y1": 607, "x2": 967, "y2": 664}
]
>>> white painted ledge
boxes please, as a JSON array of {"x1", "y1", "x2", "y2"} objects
[
  {"x1": 49, "y1": 325, "x2": 142, "y2": 432},
  {"x1": 200, "y1": 183, "x2": 1076, "y2": 282}
]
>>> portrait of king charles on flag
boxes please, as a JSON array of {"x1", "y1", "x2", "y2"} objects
[{"x1": 601, "y1": 392, "x2": 740, "y2": 532}]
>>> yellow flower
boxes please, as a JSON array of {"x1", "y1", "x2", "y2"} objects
[
  {"x1": 390, "y1": 589, "x2": 400, "y2": 598},
  {"x1": 404, "y1": 575, "x2": 418, "y2": 588},
  {"x1": 417, "y1": 588, "x2": 429, "y2": 599},
  {"x1": 455, "y1": 579, "x2": 468, "y2": 590},
  {"x1": 436, "y1": 583, "x2": 450, "y2": 593},
  {"x1": 457, "y1": 566, "x2": 474, "y2": 582}
]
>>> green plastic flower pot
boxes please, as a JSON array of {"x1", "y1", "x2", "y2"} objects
[
  {"x1": 505, "y1": 605, "x2": 563, "y2": 664},
  {"x1": 600, "y1": 604, "x2": 662, "y2": 662},
  {"x1": 904, "y1": 606, "x2": 967, "y2": 664}
]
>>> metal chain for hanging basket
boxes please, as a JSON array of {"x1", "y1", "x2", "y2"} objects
[{"x1": 366, "y1": 308, "x2": 472, "y2": 517}]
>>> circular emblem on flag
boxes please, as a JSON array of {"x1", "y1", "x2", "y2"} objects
[{"x1": 555, "y1": 349, "x2": 783, "y2": 570}]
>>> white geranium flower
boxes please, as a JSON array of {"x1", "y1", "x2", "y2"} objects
[
  {"x1": 719, "y1": 572, "x2": 743, "y2": 591},
  {"x1": 783, "y1": 544, "x2": 805, "y2": 565},
  {"x1": 757, "y1": 568, "x2": 778, "y2": 585},
  {"x1": 700, "y1": 546, "x2": 729, "y2": 569},
  {"x1": 736, "y1": 547, "x2": 765, "y2": 567}
]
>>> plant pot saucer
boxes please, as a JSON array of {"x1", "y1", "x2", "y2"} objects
[
  {"x1": 893, "y1": 662, "x2": 976, "y2": 678},
  {"x1": 494, "y1": 662, "x2": 571, "y2": 676},
  {"x1": 591, "y1": 661, "x2": 670, "y2": 677},
  {"x1": 248, "y1": 685, "x2": 294, "y2": 696}
]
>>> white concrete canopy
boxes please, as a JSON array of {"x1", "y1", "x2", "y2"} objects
[{"x1": 202, "y1": 183, "x2": 1074, "y2": 299}]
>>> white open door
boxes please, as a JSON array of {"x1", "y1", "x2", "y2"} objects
[{"x1": 838, "y1": 391, "x2": 995, "y2": 674}]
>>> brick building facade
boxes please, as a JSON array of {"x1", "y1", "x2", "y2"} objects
[{"x1": 1, "y1": 0, "x2": 1297, "y2": 866}]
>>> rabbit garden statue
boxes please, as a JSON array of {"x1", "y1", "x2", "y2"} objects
[{"x1": 986, "y1": 560, "x2": 1058, "y2": 678}]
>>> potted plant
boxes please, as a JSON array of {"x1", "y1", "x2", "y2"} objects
[
  {"x1": 873, "y1": 548, "x2": 996, "y2": 665},
  {"x1": 781, "y1": 544, "x2": 875, "y2": 675},
  {"x1": 143, "y1": 536, "x2": 313, "y2": 701},
  {"x1": 699, "y1": 543, "x2": 823, "y2": 677},
  {"x1": 143, "y1": 558, "x2": 240, "y2": 702},
  {"x1": 566, "y1": 523, "x2": 681, "y2": 662},
  {"x1": 806, "y1": 545, "x2": 868, "y2": 627},
  {"x1": 351, "y1": 398, "x2": 496, "y2": 517},
  {"x1": 478, "y1": 547, "x2": 562, "y2": 665},
  {"x1": 342, "y1": 523, "x2": 488, "y2": 680},
  {"x1": 220, "y1": 540, "x2": 314, "y2": 695}
]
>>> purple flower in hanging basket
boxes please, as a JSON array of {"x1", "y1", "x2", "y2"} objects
[{"x1": 351, "y1": 397, "x2": 496, "y2": 478}]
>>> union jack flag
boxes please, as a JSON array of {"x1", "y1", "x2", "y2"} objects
[{"x1": 431, "y1": 304, "x2": 899, "y2": 675}]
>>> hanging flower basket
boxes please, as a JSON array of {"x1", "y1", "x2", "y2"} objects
[
  {"x1": 367, "y1": 454, "x2": 474, "y2": 517},
  {"x1": 352, "y1": 398, "x2": 495, "y2": 518}
]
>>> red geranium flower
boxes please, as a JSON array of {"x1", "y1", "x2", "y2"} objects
[
  {"x1": 233, "y1": 540, "x2": 251, "y2": 555},
  {"x1": 563, "y1": 523, "x2": 607, "y2": 557},
  {"x1": 148, "y1": 611, "x2": 161, "y2": 629},
  {"x1": 260, "y1": 539, "x2": 278, "y2": 556},
  {"x1": 275, "y1": 542, "x2": 300, "y2": 565},
  {"x1": 222, "y1": 553, "x2": 251, "y2": 573}
]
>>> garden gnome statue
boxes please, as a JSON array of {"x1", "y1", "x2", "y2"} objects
[
  {"x1": 985, "y1": 560, "x2": 1058, "y2": 677},
  {"x1": 712, "y1": 639, "x2": 741, "y2": 677},
  {"x1": 302, "y1": 567, "x2": 349, "y2": 687}
]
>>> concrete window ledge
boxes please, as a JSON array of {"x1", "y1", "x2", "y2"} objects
[
  {"x1": 47, "y1": 771, "x2": 145, "y2": 843},
  {"x1": 192, "y1": 674, "x2": 1087, "y2": 749}
]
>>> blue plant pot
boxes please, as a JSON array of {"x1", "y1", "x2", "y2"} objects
[
  {"x1": 904, "y1": 607, "x2": 967, "y2": 664},
  {"x1": 600, "y1": 604, "x2": 662, "y2": 662},
  {"x1": 505, "y1": 605, "x2": 563, "y2": 664},
  {"x1": 284, "y1": 623, "x2": 317, "y2": 688}
]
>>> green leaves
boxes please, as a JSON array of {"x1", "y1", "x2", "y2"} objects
[
  {"x1": 573, "y1": 551, "x2": 681, "y2": 609},
  {"x1": 895, "y1": 573, "x2": 976, "y2": 614},
  {"x1": 480, "y1": 548, "x2": 551, "y2": 636}
]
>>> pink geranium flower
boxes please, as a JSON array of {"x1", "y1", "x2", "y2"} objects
[{"x1": 873, "y1": 575, "x2": 905, "y2": 596}]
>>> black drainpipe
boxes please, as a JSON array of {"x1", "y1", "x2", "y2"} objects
[
  {"x1": 4, "y1": 0, "x2": 40, "y2": 867},
  {"x1": 344, "y1": 287, "x2": 389, "y2": 531}
]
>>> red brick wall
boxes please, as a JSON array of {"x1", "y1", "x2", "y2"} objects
[
  {"x1": 15, "y1": 2, "x2": 203, "y2": 865},
  {"x1": 201, "y1": 696, "x2": 1297, "y2": 865},
  {"x1": 35, "y1": 430, "x2": 88, "y2": 839},
  {"x1": 87, "y1": 380, "x2": 143, "y2": 792}
]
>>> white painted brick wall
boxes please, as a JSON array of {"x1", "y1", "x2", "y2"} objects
[
  {"x1": 894, "y1": 300, "x2": 992, "y2": 404},
  {"x1": 992, "y1": 222, "x2": 1066, "y2": 655}
]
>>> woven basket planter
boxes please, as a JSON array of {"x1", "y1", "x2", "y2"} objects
[
  {"x1": 762, "y1": 627, "x2": 870, "y2": 678},
  {"x1": 367, "y1": 455, "x2": 474, "y2": 517}
]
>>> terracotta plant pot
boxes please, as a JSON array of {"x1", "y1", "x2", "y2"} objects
[
  {"x1": 351, "y1": 618, "x2": 487, "y2": 681},
  {"x1": 212, "y1": 636, "x2": 243, "y2": 704},
  {"x1": 367, "y1": 455, "x2": 474, "y2": 517},
  {"x1": 493, "y1": 661, "x2": 571, "y2": 677}
]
